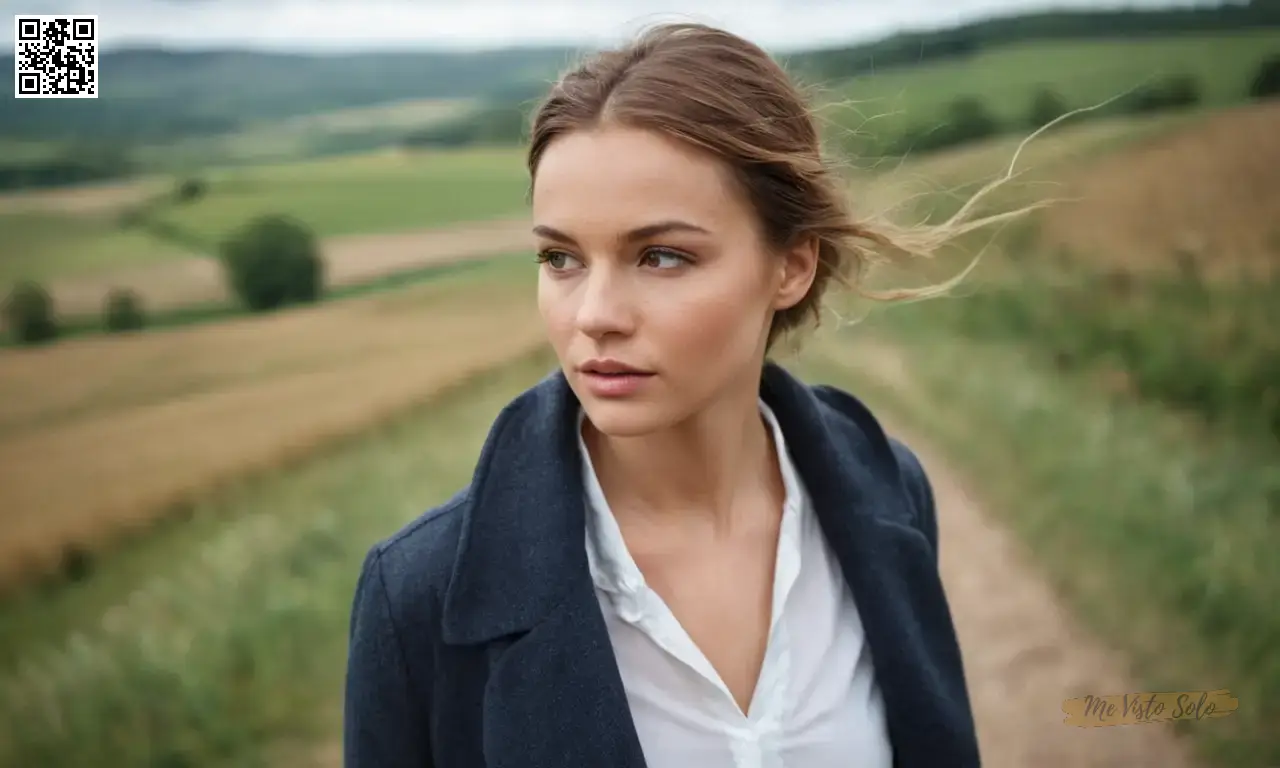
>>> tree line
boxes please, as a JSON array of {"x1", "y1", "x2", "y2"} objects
[{"x1": 783, "y1": 1, "x2": 1280, "y2": 83}]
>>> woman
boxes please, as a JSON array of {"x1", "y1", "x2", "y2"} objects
[{"x1": 345, "y1": 21, "x2": 987, "y2": 768}]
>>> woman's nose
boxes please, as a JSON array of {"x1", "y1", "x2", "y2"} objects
[{"x1": 574, "y1": 267, "x2": 636, "y2": 340}]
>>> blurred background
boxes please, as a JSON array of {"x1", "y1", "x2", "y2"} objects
[{"x1": 0, "y1": 0, "x2": 1277, "y2": 766}]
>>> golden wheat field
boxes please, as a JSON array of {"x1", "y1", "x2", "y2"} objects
[
  {"x1": 0, "y1": 259, "x2": 541, "y2": 592},
  {"x1": 1041, "y1": 101, "x2": 1280, "y2": 274}
]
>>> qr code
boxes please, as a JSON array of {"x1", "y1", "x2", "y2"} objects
[{"x1": 14, "y1": 15, "x2": 98, "y2": 99}]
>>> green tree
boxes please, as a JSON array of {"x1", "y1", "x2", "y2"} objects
[
  {"x1": 219, "y1": 214, "x2": 324, "y2": 312},
  {"x1": 2, "y1": 280, "x2": 59, "y2": 345},
  {"x1": 104, "y1": 288, "x2": 146, "y2": 333},
  {"x1": 1249, "y1": 54, "x2": 1280, "y2": 99}
]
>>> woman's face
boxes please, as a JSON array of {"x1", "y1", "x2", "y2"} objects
[{"x1": 532, "y1": 124, "x2": 816, "y2": 437}]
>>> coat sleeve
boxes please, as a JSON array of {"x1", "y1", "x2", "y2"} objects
[{"x1": 343, "y1": 546, "x2": 433, "y2": 767}]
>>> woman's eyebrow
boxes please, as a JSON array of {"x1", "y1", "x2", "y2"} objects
[{"x1": 532, "y1": 220, "x2": 712, "y2": 248}]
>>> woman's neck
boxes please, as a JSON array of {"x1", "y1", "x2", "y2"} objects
[{"x1": 582, "y1": 381, "x2": 783, "y2": 538}]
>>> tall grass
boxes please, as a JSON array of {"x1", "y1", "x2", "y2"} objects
[{"x1": 904, "y1": 265, "x2": 1280, "y2": 444}]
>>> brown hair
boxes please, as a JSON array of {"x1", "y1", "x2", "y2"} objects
[{"x1": 527, "y1": 22, "x2": 1043, "y2": 349}]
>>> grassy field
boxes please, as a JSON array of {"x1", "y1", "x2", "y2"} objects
[
  {"x1": 0, "y1": 347, "x2": 560, "y2": 768},
  {"x1": 135, "y1": 97, "x2": 477, "y2": 171},
  {"x1": 0, "y1": 139, "x2": 65, "y2": 163},
  {"x1": 822, "y1": 30, "x2": 1279, "y2": 148},
  {"x1": 1, "y1": 145, "x2": 532, "y2": 324},
  {"x1": 147, "y1": 146, "x2": 529, "y2": 249},
  {"x1": 0, "y1": 256, "x2": 540, "y2": 595},
  {"x1": 0, "y1": 145, "x2": 526, "y2": 277},
  {"x1": 0, "y1": 210, "x2": 191, "y2": 284}
]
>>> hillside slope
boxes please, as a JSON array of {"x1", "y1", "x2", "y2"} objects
[
  {"x1": 0, "y1": 46, "x2": 581, "y2": 142},
  {"x1": 1042, "y1": 100, "x2": 1280, "y2": 275}
]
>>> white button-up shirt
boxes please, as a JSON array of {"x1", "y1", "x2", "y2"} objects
[{"x1": 578, "y1": 400, "x2": 894, "y2": 768}]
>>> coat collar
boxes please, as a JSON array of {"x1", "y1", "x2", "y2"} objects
[{"x1": 440, "y1": 360, "x2": 908, "y2": 646}]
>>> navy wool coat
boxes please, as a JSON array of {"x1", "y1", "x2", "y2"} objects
[{"x1": 343, "y1": 361, "x2": 981, "y2": 767}]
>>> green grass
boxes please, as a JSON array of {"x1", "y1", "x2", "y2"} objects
[
  {"x1": 150, "y1": 146, "x2": 529, "y2": 248},
  {"x1": 823, "y1": 31, "x2": 1280, "y2": 145},
  {"x1": 0, "y1": 345, "x2": 558, "y2": 768},
  {"x1": 0, "y1": 211, "x2": 191, "y2": 284},
  {"x1": 900, "y1": 269, "x2": 1280, "y2": 442},
  {"x1": 0, "y1": 140, "x2": 65, "y2": 164}
]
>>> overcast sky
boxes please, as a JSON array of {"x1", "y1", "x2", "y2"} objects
[{"x1": 11, "y1": 0, "x2": 1214, "y2": 52}]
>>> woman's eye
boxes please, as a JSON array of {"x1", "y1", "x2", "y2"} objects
[
  {"x1": 538, "y1": 250, "x2": 582, "y2": 270},
  {"x1": 641, "y1": 249, "x2": 689, "y2": 270}
]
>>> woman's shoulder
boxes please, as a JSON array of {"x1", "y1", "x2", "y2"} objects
[
  {"x1": 353, "y1": 486, "x2": 471, "y2": 620},
  {"x1": 806, "y1": 379, "x2": 928, "y2": 468},
  {"x1": 803, "y1": 379, "x2": 938, "y2": 546}
]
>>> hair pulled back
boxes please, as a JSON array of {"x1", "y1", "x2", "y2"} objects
[{"x1": 528, "y1": 22, "x2": 1036, "y2": 348}]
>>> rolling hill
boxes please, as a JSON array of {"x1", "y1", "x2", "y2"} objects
[{"x1": 0, "y1": 46, "x2": 584, "y2": 143}]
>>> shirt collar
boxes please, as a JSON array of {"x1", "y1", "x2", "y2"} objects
[{"x1": 578, "y1": 400, "x2": 807, "y2": 602}]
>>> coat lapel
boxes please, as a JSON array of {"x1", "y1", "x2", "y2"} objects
[
  {"x1": 762, "y1": 366, "x2": 980, "y2": 767},
  {"x1": 480, "y1": 579, "x2": 648, "y2": 768},
  {"x1": 439, "y1": 367, "x2": 647, "y2": 768}
]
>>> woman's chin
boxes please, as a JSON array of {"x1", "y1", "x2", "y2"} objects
[{"x1": 577, "y1": 398, "x2": 675, "y2": 439}]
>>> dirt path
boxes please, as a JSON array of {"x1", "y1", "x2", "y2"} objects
[{"x1": 46, "y1": 217, "x2": 533, "y2": 317}]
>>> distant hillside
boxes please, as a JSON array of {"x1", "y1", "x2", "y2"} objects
[
  {"x1": 0, "y1": 46, "x2": 583, "y2": 143},
  {"x1": 782, "y1": 1, "x2": 1280, "y2": 82}
]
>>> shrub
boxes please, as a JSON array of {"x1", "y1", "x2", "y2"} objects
[
  {"x1": 2, "y1": 280, "x2": 58, "y2": 345},
  {"x1": 1249, "y1": 54, "x2": 1280, "y2": 100},
  {"x1": 402, "y1": 101, "x2": 532, "y2": 150},
  {"x1": 174, "y1": 177, "x2": 207, "y2": 203},
  {"x1": 104, "y1": 287, "x2": 146, "y2": 333},
  {"x1": 946, "y1": 97, "x2": 1001, "y2": 143},
  {"x1": 889, "y1": 96, "x2": 1002, "y2": 156},
  {"x1": 1028, "y1": 87, "x2": 1069, "y2": 129},
  {"x1": 218, "y1": 214, "x2": 324, "y2": 312},
  {"x1": 116, "y1": 206, "x2": 146, "y2": 228},
  {"x1": 1124, "y1": 75, "x2": 1201, "y2": 114}
]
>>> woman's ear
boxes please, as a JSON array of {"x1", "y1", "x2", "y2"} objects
[{"x1": 773, "y1": 236, "x2": 820, "y2": 311}]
